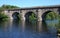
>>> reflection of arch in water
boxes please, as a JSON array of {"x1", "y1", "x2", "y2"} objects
[
  {"x1": 12, "y1": 12, "x2": 19, "y2": 20},
  {"x1": 42, "y1": 11, "x2": 54, "y2": 21},
  {"x1": 25, "y1": 11, "x2": 37, "y2": 22}
]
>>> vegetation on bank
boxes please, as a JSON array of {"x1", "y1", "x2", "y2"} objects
[
  {"x1": 0, "y1": 13, "x2": 9, "y2": 21},
  {"x1": 0, "y1": 4, "x2": 20, "y2": 21},
  {"x1": 0, "y1": 4, "x2": 20, "y2": 12},
  {"x1": 58, "y1": 15, "x2": 60, "y2": 20},
  {"x1": 45, "y1": 12, "x2": 59, "y2": 20},
  {"x1": 17, "y1": 14, "x2": 21, "y2": 20},
  {"x1": 45, "y1": 12, "x2": 60, "y2": 33},
  {"x1": 29, "y1": 13, "x2": 37, "y2": 23}
]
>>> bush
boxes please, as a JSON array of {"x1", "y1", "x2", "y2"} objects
[{"x1": 0, "y1": 13, "x2": 9, "y2": 21}]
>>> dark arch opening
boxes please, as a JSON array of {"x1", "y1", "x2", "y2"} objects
[
  {"x1": 25, "y1": 11, "x2": 36, "y2": 22},
  {"x1": 12, "y1": 12, "x2": 19, "y2": 20},
  {"x1": 42, "y1": 11, "x2": 53, "y2": 21}
]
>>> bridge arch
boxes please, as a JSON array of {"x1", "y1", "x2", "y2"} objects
[
  {"x1": 24, "y1": 11, "x2": 37, "y2": 21},
  {"x1": 42, "y1": 11, "x2": 54, "y2": 21},
  {"x1": 12, "y1": 12, "x2": 19, "y2": 20}
]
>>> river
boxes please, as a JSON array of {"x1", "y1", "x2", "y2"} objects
[{"x1": 0, "y1": 20, "x2": 58, "y2": 38}]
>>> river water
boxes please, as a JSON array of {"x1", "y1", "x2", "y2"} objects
[{"x1": 0, "y1": 20, "x2": 58, "y2": 38}]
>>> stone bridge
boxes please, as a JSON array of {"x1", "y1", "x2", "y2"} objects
[{"x1": 3, "y1": 5, "x2": 60, "y2": 21}]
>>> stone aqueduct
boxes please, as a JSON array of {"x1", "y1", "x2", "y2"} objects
[{"x1": 3, "y1": 5, "x2": 60, "y2": 21}]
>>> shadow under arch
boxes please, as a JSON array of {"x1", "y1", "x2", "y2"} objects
[
  {"x1": 25, "y1": 11, "x2": 37, "y2": 22},
  {"x1": 12, "y1": 12, "x2": 19, "y2": 20},
  {"x1": 42, "y1": 11, "x2": 54, "y2": 21}
]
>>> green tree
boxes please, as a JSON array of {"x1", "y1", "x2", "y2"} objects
[
  {"x1": 0, "y1": 4, "x2": 20, "y2": 12},
  {"x1": 45, "y1": 12, "x2": 58, "y2": 20},
  {"x1": 0, "y1": 13, "x2": 9, "y2": 21},
  {"x1": 29, "y1": 13, "x2": 37, "y2": 22},
  {"x1": 0, "y1": 4, "x2": 20, "y2": 21}
]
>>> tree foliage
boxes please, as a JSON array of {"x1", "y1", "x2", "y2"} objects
[
  {"x1": 0, "y1": 4, "x2": 20, "y2": 21},
  {"x1": 29, "y1": 13, "x2": 37, "y2": 22},
  {"x1": 0, "y1": 13, "x2": 9, "y2": 21},
  {"x1": 0, "y1": 4, "x2": 20, "y2": 12},
  {"x1": 45, "y1": 12, "x2": 58, "y2": 20}
]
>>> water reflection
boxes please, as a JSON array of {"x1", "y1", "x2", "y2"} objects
[
  {"x1": 21, "y1": 20, "x2": 25, "y2": 32},
  {"x1": 0, "y1": 20, "x2": 57, "y2": 38},
  {"x1": 37, "y1": 21, "x2": 43, "y2": 32},
  {"x1": 36, "y1": 21, "x2": 48, "y2": 33},
  {"x1": 45, "y1": 20, "x2": 58, "y2": 33}
]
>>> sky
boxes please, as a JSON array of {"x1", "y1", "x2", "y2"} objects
[{"x1": 0, "y1": 0, "x2": 60, "y2": 7}]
